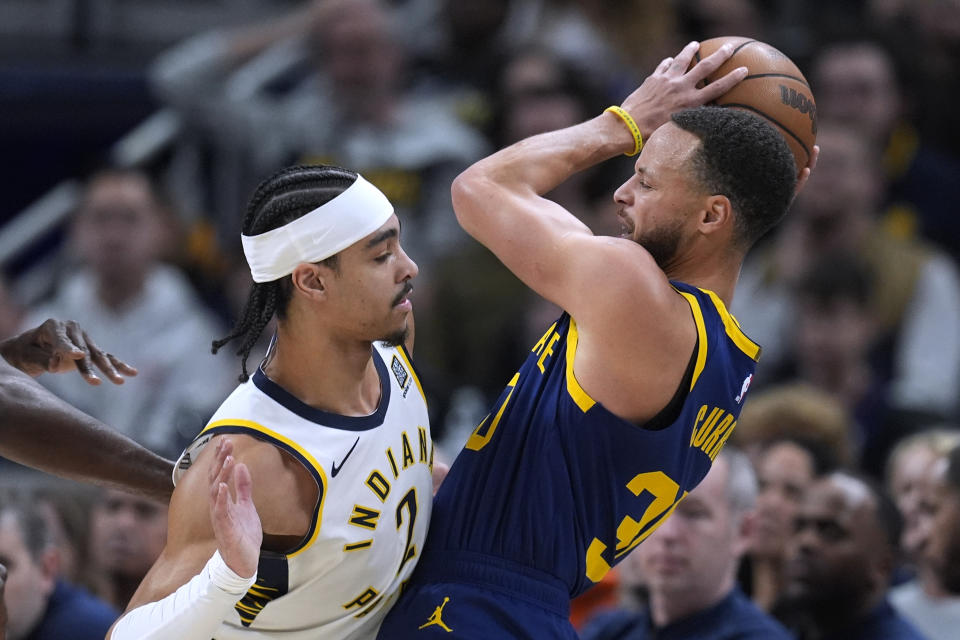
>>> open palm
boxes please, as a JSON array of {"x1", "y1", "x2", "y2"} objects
[{"x1": 208, "y1": 439, "x2": 263, "y2": 578}]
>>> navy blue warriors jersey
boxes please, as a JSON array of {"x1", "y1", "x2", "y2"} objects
[{"x1": 378, "y1": 282, "x2": 760, "y2": 638}]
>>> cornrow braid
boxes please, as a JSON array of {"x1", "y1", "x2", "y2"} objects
[{"x1": 212, "y1": 164, "x2": 358, "y2": 381}]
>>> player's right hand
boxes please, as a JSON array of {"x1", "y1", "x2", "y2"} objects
[
  {"x1": 209, "y1": 438, "x2": 263, "y2": 579},
  {"x1": 620, "y1": 41, "x2": 747, "y2": 141}
]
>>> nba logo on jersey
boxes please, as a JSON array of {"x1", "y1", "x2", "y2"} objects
[
  {"x1": 735, "y1": 374, "x2": 752, "y2": 404},
  {"x1": 391, "y1": 356, "x2": 410, "y2": 396}
]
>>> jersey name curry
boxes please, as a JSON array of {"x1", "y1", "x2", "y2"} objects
[
  {"x1": 425, "y1": 282, "x2": 759, "y2": 598},
  {"x1": 174, "y1": 342, "x2": 432, "y2": 640}
]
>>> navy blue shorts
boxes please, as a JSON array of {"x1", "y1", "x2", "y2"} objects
[{"x1": 377, "y1": 552, "x2": 578, "y2": 639}]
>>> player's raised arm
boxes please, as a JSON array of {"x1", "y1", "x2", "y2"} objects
[{"x1": 450, "y1": 41, "x2": 745, "y2": 320}]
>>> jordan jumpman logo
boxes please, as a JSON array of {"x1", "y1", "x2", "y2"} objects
[{"x1": 418, "y1": 597, "x2": 453, "y2": 632}]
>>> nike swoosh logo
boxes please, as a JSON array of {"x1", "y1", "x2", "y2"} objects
[{"x1": 331, "y1": 437, "x2": 360, "y2": 478}]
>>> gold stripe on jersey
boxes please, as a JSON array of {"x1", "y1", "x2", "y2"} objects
[
  {"x1": 201, "y1": 419, "x2": 328, "y2": 558},
  {"x1": 700, "y1": 288, "x2": 761, "y2": 361},
  {"x1": 396, "y1": 345, "x2": 426, "y2": 403},
  {"x1": 676, "y1": 290, "x2": 708, "y2": 390},
  {"x1": 566, "y1": 320, "x2": 597, "y2": 413}
]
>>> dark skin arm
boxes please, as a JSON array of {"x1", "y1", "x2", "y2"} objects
[{"x1": 0, "y1": 357, "x2": 174, "y2": 501}]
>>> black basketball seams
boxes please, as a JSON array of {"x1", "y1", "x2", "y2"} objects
[{"x1": 741, "y1": 73, "x2": 810, "y2": 88}]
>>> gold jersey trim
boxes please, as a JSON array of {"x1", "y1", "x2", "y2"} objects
[
  {"x1": 676, "y1": 291, "x2": 709, "y2": 390},
  {"x1": 200, "y1": 419, "x2": 329, "y2": 558},
  {"x1": 566, "y1": 319, "x2": 597, "y2": 413},
  {"x1": 699, "y1": 288, "x2": 761, "y2": 362}
]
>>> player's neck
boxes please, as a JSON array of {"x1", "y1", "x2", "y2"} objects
[
  {"x1": 263, "y1": 326, "x2": 381, "y2": 417},
  {"x1": 665, "y1": 255, "x2": 740, "y2": 308},
  {"x1": 95, "y1": 271, "x2": 148, "y2": 311}
]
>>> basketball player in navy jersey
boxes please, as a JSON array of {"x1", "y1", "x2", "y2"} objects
[{"x1": 376, "y1": 40, "x2": 819, "y2": 638}]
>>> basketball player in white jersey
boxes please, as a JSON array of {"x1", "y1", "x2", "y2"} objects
[{"x1": 108, "y1": 165, "x2": 434, "y2": 639}]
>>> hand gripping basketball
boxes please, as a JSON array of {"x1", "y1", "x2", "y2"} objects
[
  {"x1": 618, "y1": 41, "x2": 748, "y2": 144},
  {"x1": 689, "y1": 36, "x2": 818, "y2": 176}
]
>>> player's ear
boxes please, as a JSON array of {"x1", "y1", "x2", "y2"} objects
[
  {"x1": 291, "y1": 263, "x2": 328, "y2": 301},
  {"x1": 699, "y1": 194, "x2": 732, "y2": 235}
]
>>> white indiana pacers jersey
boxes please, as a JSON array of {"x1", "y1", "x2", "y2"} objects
[{"x1": 174, "y1": 342, "x2": 433, "y2": 639}]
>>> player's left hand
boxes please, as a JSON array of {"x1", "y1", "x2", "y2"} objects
[
  {"x1": 793, "y1": 144, "x2": 820, "y2": 197},
  {"x1": 209, "y1": 438, "x2": 263, "y2": 579},
  {"x1": 0, "y1": 318, "x2": 137, "y2": 385}
]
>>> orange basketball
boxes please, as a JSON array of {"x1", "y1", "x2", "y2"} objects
[{"x1": 690, "y1": 36, "x2": 817, "y2": 174}]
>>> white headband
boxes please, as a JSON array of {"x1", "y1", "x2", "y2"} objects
[{"x1": 241, "y1": 175, "x2": 394, "y2": 283}]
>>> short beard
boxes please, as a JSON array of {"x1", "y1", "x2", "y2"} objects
[
  {"x1": 637, "y1": 219, "x2": 684, "y2": 269},
  {"x1": 380, "y1": 326, "x2": 409, "y2": 349}
]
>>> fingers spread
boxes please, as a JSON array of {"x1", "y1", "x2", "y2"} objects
[
  {"x1": 697, "y1": 65, "x2": 748, "y2": 103},
  {"x1": 85, "y1": 333, "x2": 125, "y2": 384},
  {"x1": 668, "y1": 41, "x2": 701, "y2": 74},
  {"x1": 687, "y1": 42, "x2": 735, "y2": 83},
  {"x1": 47, "y1": 319, "x2": 85, "y2": 360},
  {"x1": 656, "y1": 56, "x2": 674, "y2": 74},
  {"x1": 65, "y1": 322, "x2": 98, "y2": 384},
  {"x1": 108, "y1": 353, "x2": 139, "y2": 377}
]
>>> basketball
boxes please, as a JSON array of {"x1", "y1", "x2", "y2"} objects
[{"x1": 691, "y1": 36, "x2": 817, "y2": 174}]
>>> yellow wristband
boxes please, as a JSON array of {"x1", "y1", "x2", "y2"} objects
[{"x1": 605, "y1": 106, "x2": 643, "y2": 156}]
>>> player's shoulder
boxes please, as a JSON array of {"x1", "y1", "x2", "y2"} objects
[
  {"x1": 174, "y1": 431, "x2": 318, "y2": 543},
  {"x1": 567, "y1": 236, "x2": 691, "y2": 330}
]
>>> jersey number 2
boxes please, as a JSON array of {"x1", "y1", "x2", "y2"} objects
[{"x1": 395, "y1": 488, "x2": 418, "y2": 576}]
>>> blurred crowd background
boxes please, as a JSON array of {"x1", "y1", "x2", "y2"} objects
[{"x1": 2, "y1": 0, "x2": 960, "y2": 639}]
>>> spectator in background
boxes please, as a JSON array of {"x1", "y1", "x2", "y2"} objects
[
  {"x1": 731, "y1": 383, "x2": 854, "y2": 470},
  {"x1": 731, "y1": 385, "x2": 851, "y2": 610},
  {"x1": 733, "y1": 123, "x2": 960, "y2": 429},
  {"x1": 22, "y1": 168, "x2": 234, "y2": 458},
  {"x1": 84, "y1": 489, "x2": 167, "y2": 612},
  {"x1": 0, "y1": 492, "x2": 117, "y2": 640},
  {"x1": 786, "y1": 254, "x2": 896, "y2": 473},
  {"x1": 811, "y1": 38, "x2": 960, "y2": 259},
  {"x1": 774, "y1": 471, "x2": 926, "y2": 640},
  {"x1": 150, "y1": 0, "x2": 487, "y2": 275},
  {"x1": 886, "y1": 430, "x2": 960, "y2": 573},
  {"x1": 746, "y1": 437, "x2": 836, "y2": 613},
  {"x1": 890, "y1": 435, "x2": 960, "y2": 640},
  {"x1": 581, "y1": 448, "x2": 791, "y2": 640},
  {"x1": 902, "y1": 1, "x2": 960, "y2": 160},
  {"x1": 29, "y1": 477, "x2": 97, "y2": 586},
  {"x1": 927, "y1": 442, "x2": 960, "y2": 589}
]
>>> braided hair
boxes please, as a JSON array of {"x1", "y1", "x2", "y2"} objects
[{"x1": 213, "y1": 165, "x2": 358, "y2": 381}]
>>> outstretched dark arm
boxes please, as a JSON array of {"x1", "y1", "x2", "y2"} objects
[{"x1": 0, "y1": 356, "x2": 174, "y2": 501}]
